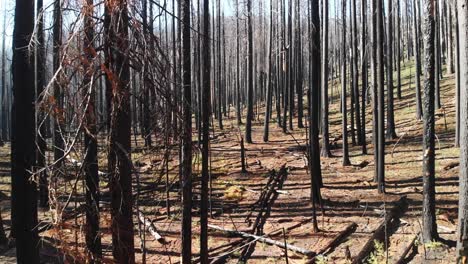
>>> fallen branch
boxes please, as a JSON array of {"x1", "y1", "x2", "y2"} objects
[
  {"x1": 320, "y1": 222, "x2": 357, "y2": 255},
  {"x1": 306, "y1": 222, "x2": 358, "y2": 263},
  {"x1": 443, "y1": 161, "x2": 459, "y2": 171},
  {"x1": 208, "y1": 224, "x2": 315, "y2": 257},
  {"x1": 138, "y1": 211, "x2": 166, "y2": 244},
  {"x1": 352, "y1": 196, "x2": 408, "y2": 264},
  {"x1": 395, "y1": 233, "x2": 419, "y2": 264}
]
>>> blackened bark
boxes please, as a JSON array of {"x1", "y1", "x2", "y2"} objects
[
  {"x1": 296, "y1": 0, "x2": 304, "y2": 128},
  {"x1": 11, "y1": 0, "x2": 39, "y2": 261},
  {"x1": 413, "y1": 0, "x2": 423, "y2": 120},
  {"x1": 83, "y1": 0, "x2": 102, "y2": 261},
  {"x1": 372, "y1": 0, "x2": 379, "y2": 181},
  {"x1": 309, "y1": 0, "x2": 323, "y2": 232},
  {"x1": 397, "y1": 0, "x2": 402, "y2": 99},
  {"x1": 105, "y1": 1, "x2": 135, "y2": 262},
  {"x1": 200, "y1": 0, "x2": 211, "y2": 257},
  {"x1": 181, "y1": 0, "x2": 192, "y2": 262},
  {"x1": 236, "y1": 0, "x2": 242, "y2": 125},
  {"x1": 264, "y1": 0, "x2": 274, "y2": 142},
  {"x1": 361, "y1": 0, "x2": 368, "y2": 155},
  {"x1": 53, "y1": 0, "x2": 64, "y2": 164},
  {"x1": 342, "y1": 0, "x2": 351, "y2": 166},
  {"x1": 321, "y1": 0, "x2": 331, "y2": 157},
  {"x1": 246, "y1": 0, "x2": 253, "y2": 143},
  {"x1": 386, "y1": 0, "x2": 397, "y2": 140},
  {"x1": 36, "y1": 0, "x2": 48, "y2": 208},
  {"x1": 421, "y1": 0, "x2": 438, "y2": 242},
  {"x1": 352, "y1": 0, "x2": 363, "y2": 145}
]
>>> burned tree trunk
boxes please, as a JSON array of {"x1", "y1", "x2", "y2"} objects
[
  {"x1": 321, "y1": 0, "x2": 331, "y2": 157},
  {"x1": 421, "y1": 0, "x2": 438, "y2": 242},
  {"x1": 180, "y1": 0, "x2": 193, "y2": 262},
  {"x1": 83, "y1": 0, "x2": 102, "y2": 261},
  {"x1": 246, "y1": 0, "x2": 254, "y2": 143},
  {"x1": 11, "y1": 0, "x2": 39, "y2": 261},
  {"x1": 105, "y1": 0, "x2": 135, "y2": 262}
]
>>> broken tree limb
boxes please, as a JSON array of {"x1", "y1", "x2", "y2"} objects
[
  {"x1": 352, "y1": 196, "x2": 408, "y2": 264},
  {"x1": 395, "y1": 233, "x2": 419, "y2": 264},
  {"x1": 208, "y1": 224, "x2": 316, "y2": 257},
  {"x1": 306, "y1": 222, "x2": 358, "y2": 264},
  {"x1": 138, "y1": 211, "x2": 166, "y2": 244},
  {"x1": 319, "y1": 222, "x2": 358, "y2": 255}
]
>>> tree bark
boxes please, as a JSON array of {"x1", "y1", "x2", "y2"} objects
[
  {"x1": 386, "y1": 0, "x2": 397, "y2": 139},
  {"x1": 83, "y1": 0, "x2": 102, "y2": 261},
  {"x1": 200, "y1": 0, "x2": 211, "y2": 261},
  {"x1": 246, "y1": 0, "x2": 254, "y2": 143},
  {"x1": 181, "y1": 0, "x2": 192, "y2": 262},
  {"x1": 377, "y1": 0, "x2": 386, "y2": 193},
  {"x1": 457, "y1": 0, "x2": 468, "y2": 260},
  {"x1": 105, "y1": 0, "x2": 135, "y2": 262},
  {"x1": 342, "y1": 0, "x2": 351, "y2": 166},
  {"x1": 321, "y1": 0, "x2": 331, "y2": 157},
  {"x1": 421, "y1": 0, "x2": 438, "y2": 242},
  {"x1": 11, "y1": 0, "x2": 39, "y2": 261}
]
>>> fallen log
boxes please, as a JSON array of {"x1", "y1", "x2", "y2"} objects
[
  {"x1": 320, "y1": 222, "x2": 357, "y2": 255},
  {"x1": 443, "y1": 161, "x2": 459, "y2": 171},
  {"x1": 395, "y1": 233, "x2": 419, "y2": 264},
  {"x1": 352, "y1": 196, "x2": 408, "y2": 264},
  {"x1": 208, "y1": 224, "x2": 316, "y2": 257},
  {"x1": 306, "y1": 222, "x2": 357, "y2": 264},
  {"x1": 138, "y1": 211, "x2": 166, "y2": 244}
]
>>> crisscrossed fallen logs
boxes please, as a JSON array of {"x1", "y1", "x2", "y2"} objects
[
  {"x1": 352, "y1": 196, "x2": 409, "y2": 264},
  {"x1": 246, "y1": 166, "x2": 288, "y2": 235},
  {"x1": 208, "y1": 224, "x2": 316, "y2": 256}
]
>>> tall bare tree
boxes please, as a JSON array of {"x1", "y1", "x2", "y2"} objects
[
  {"x1": 456, "y1": 0, "x2": 468, "y2": 260},
  {"x1": 421, "y1": 0, "x2": 438, "y2": 242},
  {"x1": 12, "y1": 0, "x2": 39, "y2": 262},
  {"x1": 105, "y1": 0, "x2": 135, "y2": 262}
]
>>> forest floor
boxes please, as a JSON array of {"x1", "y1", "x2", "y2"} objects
[{"x1": 0, "y1": 60, "x2": 461, "y2": 263}]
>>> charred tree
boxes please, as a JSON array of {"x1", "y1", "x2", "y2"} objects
[
  {"x1": 413, "y1": 0, "x2": 423, "y2": 120},
  {"x1": 377, "y1": 0, "x2": 385, "y2": 193},
  {"x1": 36, "y1": 0, "x2": 48, "y2": 208},
  {"x1": 309, "y1": 0, "x2": 323, "y2": 232},
  {"x1": 386, "y1": 0, "x2": 397, "y2": 139},
  {"x1": 180, "y1": 0, "x2": 193, "y2": 262},
  {"x1": 342, "y1": 0, "x2": 351, "y2": 166},
  {"x1": 200, "y1": 0, "x2": 211, "y2": 261},
  {"x1": 105, "y1": 0, "x2": 135, "y2": 262},
  {"x1": 421, "y1": 0, "x2": 438, "y2": 242},
  {"x1": 11, "y1": 0, "x2": 40, "y2": 261},
  {"x1": 320, "y1": 0, "x2": 331, "y2": 157},
  {"x1": 83, "y1": 0, "x2": 102, "y2": 261},
  {"x1": 245, "y1": 0, "x2": 254, "y2": 143}
]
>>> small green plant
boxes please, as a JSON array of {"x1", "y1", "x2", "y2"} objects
[
  {"x1": 425, "y1": 240, "x2": 444, "y2": 249},
  {"x1": 367, "y1": 240, "x2": 385, "y2": 264},
  {"x1": 315, "y1": 255, "x2": 328, "y2": 264}
]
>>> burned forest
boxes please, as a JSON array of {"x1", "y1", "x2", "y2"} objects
[{"x1": 1, "y1": 0, "x2": 468, "y2": 263}]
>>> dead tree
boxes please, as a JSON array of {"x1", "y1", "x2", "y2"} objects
[
  {"x1": 421, "y1": 0, "x2": 438, "y2": 242},
  {"x1": 83, "y1": 0, "x2": 102, "y2": 261},
  {"x1": 12, "y1": 0, "x2": 40, "y2": 261},
  {"x1": 105, "y1": 0, "x2": 135, "y2": 262},
  {"x1": 180, "y1": 0, "x2": 193, "y2": 262}
]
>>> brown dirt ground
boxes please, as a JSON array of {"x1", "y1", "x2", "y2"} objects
[{"x1": 0, "y1": 60, "x2": 460, "y2": 263}]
